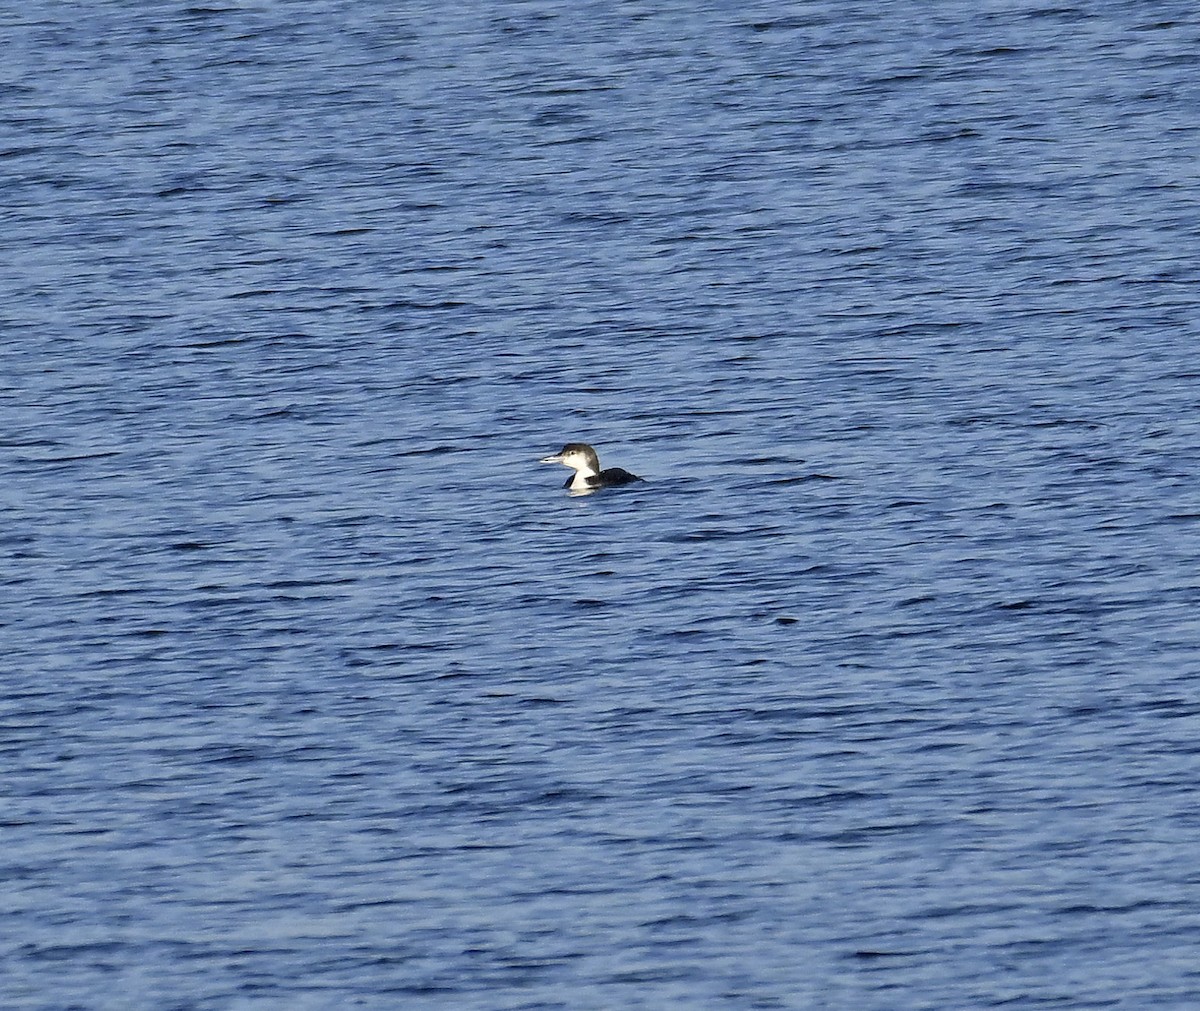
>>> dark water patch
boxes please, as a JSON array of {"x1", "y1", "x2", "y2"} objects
[
  {"x1": 16, "y1": 451, "x2": 122, "y2": 465},
  {"x1": 765, "y1": 473, "x2": 840, "y2": 486},
  {"x1": 846, "y1": 948, "x2": 923, "y2": 961}
]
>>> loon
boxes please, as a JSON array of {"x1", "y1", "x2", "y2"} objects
[{"x1": 540, "y1": 443, "x2": 643, "y2": 493}]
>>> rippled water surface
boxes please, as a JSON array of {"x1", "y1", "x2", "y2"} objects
[{"x1": 5, "y1": 2, "x2": 1200, "y2": 1007}]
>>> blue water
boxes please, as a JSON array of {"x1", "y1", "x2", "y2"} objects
[{"x1": 5, "y1": 2, "x2": 1200, "y2": 1007}]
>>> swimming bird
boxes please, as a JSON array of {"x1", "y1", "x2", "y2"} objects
[{"x1": 539, "y1": 443, "x2": 643, "y2": 493}]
